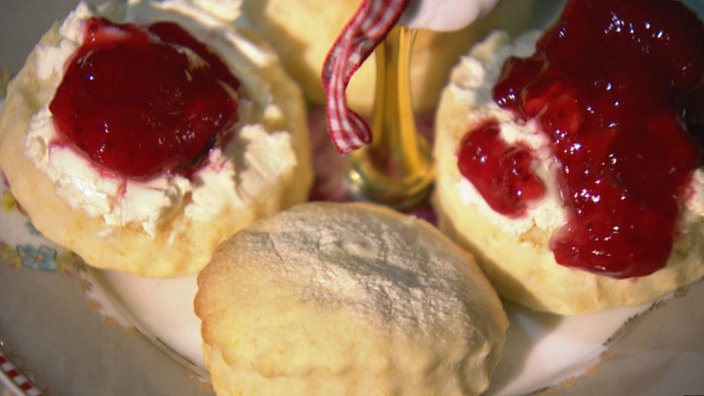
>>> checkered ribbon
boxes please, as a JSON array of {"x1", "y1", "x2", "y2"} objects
[
  {"x1": 0, "y1": 349, "x2": 44, "y2": 396},
  {"x1": 321, "y1": 0, "x2": 409, "y2": 154}
]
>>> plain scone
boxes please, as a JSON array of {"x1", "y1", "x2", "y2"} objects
[
  {"x1": 0, "y1": 1, "x2": 312, "y2": 277},
  {"x1": 433, "y1": 32, "x2": 704, "y2": 314},
  {"x1": 195, "y1": 202, "x2": 508, "y2": 396}
]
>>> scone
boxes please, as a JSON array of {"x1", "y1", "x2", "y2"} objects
[
  {"x1": 0, "y1": 0, "x2": 312, "y2": 277},
  {"x1": 433, "y1": 0, "x2": 704, "y2": 314},
  {"x1": 240, "y1": 0, "x2": 536, "y2": 115},
  {"x1": 195, "y1": 202, "x2": 508, "y2": 396}
]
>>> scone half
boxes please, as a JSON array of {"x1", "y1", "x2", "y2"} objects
[
  {"x1": 433, "y1": 30, "x2": 704, "y2": 315},
  {"x1": 0, "y1": 0, "x2": 312, "y2": 277}
]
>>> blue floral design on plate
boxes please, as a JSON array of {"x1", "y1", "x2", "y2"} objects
[{"x1": 16, "y1": 244, "x2": 58, "y2": 271}]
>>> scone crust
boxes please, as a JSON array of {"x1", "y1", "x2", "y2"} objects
[
  {"x1": 195, "y1": 202, "x2": 507, "y2": 396},
  {"x1": 0, "y1": 4, "x2": 312, "y2": 277},
  {"x1": 433, "y1": 33, "x2": 704, "y2": 314}
]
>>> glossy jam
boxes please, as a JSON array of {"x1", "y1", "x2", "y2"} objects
[
  {"x1": 50, "y1": 17, "x2": 240, "y2": 179},
  {"x1": 466, "y1": 0, "x2": 704, "y2": 278},
  {"x1": 458, "y1": 119, "x2": 545, "y2": 217}
]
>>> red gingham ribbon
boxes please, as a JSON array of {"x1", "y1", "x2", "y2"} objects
[
  {"x1": 0, "y1": 350, "x2": 44, "y2": 396},
  {"x1": 321, "y1": 0, "x2": 410, "y2": 154}
]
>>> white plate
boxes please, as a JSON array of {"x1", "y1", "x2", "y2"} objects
[
  {"x1": 83, "y1": 268, "x2": 653, "y2": 395},
  {"x1": 1, "y1": 1, "x2": 704, "y2": 395}
]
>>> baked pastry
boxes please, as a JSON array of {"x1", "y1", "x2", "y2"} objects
[
  {"x1": 0, "y1": 0, "x2": 312, "y2": 277},
  {"x1": 433, "y1": 0, "x2": 704, "y2": 314},
  {"x1": 195, "y1": 202, "x2": 508, "y2": 396},
  {"x1": 240, "y1": 0, "x2": 535, "y2": 115}
]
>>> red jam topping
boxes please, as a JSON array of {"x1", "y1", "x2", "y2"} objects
[
  {"x1": 462, "y1": 0, "x2": 704, "y2": 278},
  {"x1": 458, "y1": 119, "x2": 545, "y2": 217},
  {"x1": 49, "y1": 17, "x2": 240, "y2": 179}
]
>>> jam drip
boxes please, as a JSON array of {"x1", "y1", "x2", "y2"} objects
[
  {"x1": 467, "y1": 0, "x2": 704, "y2": 278},
  {"x1": 458, "y1": 119, "x2": 545, "y2": 217},
  {"x1": 50, "y1": 17, "x2": 241, "y2": 179}
]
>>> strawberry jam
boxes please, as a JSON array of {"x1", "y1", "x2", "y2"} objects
[
  {"x1": 458, "y1": 119, "x2": 545, "y2": 217},
  {"x1": 49, "y1": 17, "x2": 240, "y2": 179},
  {"x1": 463, "y1": 0, "x2": 704, "y2": 278}
]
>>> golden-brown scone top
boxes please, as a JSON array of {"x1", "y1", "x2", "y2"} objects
[
  {"x1": 196, "y1": 202, "x2": 508, "y2": 396},
  {"x1": 241, "y1": 0, "x2": 535, "y2": 115},
  {"x1": 0, "y1": 1, "x2": 312, "y2": 277},
  {"x1": 433, "y1": 31, "x2": 704, "y2": 314}
]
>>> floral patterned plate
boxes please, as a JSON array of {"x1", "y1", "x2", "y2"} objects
[{"x1": 3, "y1": 164, "x2": 704, "y2": 396}]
